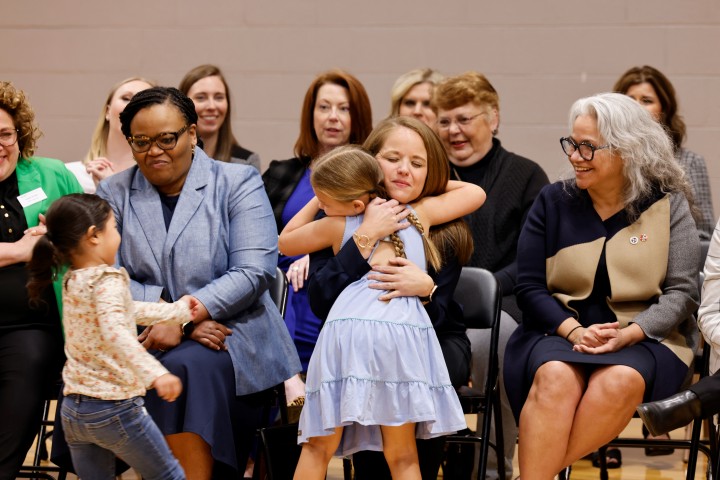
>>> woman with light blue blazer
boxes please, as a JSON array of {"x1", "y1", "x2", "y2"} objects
[{"x1": 96, "y1": 86, "x2": 300, "y2": 479}]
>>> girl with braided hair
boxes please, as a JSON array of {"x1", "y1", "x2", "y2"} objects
[{"x1": 279, "y1": 141, "x2": 485, "y2": 480}]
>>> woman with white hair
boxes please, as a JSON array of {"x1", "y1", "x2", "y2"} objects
[{"x1": 504, "y1": 92, "x2": 701, "y2": 478}]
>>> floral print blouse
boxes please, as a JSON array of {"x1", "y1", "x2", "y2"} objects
[{"x1": 62, "y1": 265, "x2": 190, "y2": 400}]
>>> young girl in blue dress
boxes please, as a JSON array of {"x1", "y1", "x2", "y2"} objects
[{"x1": 279, "y1": 145, "x2": 485, "y2": 479}]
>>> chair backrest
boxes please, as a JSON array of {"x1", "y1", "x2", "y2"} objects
[
  {"x1": 452, "y1": 266, "x2": 502, "y2": 401},
  {"x1": 700, "y1": 238, "x2": 711, "y2": 272},
  {"x1": 453, "y1": 267, "x2": 501, "y2": 331},
  {"x1": 269, "y1": 266, "x2": 289, "y2": 318}
]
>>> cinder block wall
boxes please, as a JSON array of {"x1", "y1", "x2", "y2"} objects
[{"x1": 3, "y1": 0, "x2": 719, "y2": 217}]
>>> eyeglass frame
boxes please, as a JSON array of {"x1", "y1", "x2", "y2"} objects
[
  {"x1": 127, "y1": 125, "x2": 190, "y2": 153},
  {"x1": 0, "y1": 129, "x2": 20, "y2": 148},
  {"x1": 559, "y1": 136, "x2": 610, "y2": 161},
  {"x1": 436, "y1": 112, "x2": 485, "y2": 130}
]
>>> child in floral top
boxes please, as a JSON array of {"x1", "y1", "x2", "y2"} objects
[{"x1": 27, "y1": 194, "x2": 195, "y2": 480}]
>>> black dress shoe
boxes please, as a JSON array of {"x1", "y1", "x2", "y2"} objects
[{"x1": 637, "y1": 390, "x2": 702, "y2": 437}]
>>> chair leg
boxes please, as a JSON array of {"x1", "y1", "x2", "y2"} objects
[
  {"x1": 557, "y1": 464, "x2": 571, "y2": 480},
  {"x1": 685, "y1": 416, "x2": 703, "y2": 480},
  {"x1": 343, "y1": 457, "x2": 353, "y2": 480},
  {"x1": 597, "y1": 445, "x2": 609, "y2": 480},
  {"x1": 492, "y1": 389, "x2": 505, "y2": 480}
]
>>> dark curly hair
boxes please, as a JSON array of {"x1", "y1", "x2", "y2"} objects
[{"x1": 0, "y1": 81, "x2": 42, "y2": 159}]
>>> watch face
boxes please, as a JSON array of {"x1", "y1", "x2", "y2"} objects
[{"x1": 183, "y1": 322, "x2": 194, "y2": 336}]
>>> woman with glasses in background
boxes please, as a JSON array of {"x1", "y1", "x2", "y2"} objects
[
  {"x1": 0, "y1": 81, "x2": 83, "y2": 479},
  {"x1": 431, "y1": 71, "x2": 548, "y2": 479},
  {"x1": 96, "y1": 86, "x2": 300, "y2": 480},
  {"x1": 614, "y1": 65, "x2": 714, "y2": 240},
  {"x1": 179, "y1": 64, "x2": 260, "y2": 170},
  {"x1": 504, "y1": 93, "x2": 700, "y2": 479}
]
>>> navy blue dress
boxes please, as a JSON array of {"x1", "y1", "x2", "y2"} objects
[{"x1": 504, "y1": 185, "x2": 692, "y2": 421}]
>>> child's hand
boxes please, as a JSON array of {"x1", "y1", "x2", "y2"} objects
[
  {"x1": 152, "y1": 373, "x2": 182, "y2": 402},
  {"x1": 177, "y1": 295, "x2": 198, "y2": 311},
  {"x1": 177, "y1": 295, "x2": 206, "y2": 321}
]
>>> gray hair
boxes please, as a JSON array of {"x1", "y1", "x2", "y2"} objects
[{"x1": 566, "y1": 92, "x2": 695, "y2": 221}]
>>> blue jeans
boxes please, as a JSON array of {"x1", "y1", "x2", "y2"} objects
[{"x1": 61, "y1": 394, "x2": 185, "y2": 480}]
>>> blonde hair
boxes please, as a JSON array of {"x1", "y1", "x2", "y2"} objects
[
  {"x1": 363, "y1": 117, "x2": 474, "y2": 267},
  {"x1": 312, "y1": 145, "x2": 442, "y2": 271},
  {"x1": 84, "y1": 76, "x2": 156, "y2": 164},
  {"x1": 311, "y1": 145, "x2": 386, "y2": 202},
  {"x1": 389, "y1": 68, "x2": 444, "y2": 117}
]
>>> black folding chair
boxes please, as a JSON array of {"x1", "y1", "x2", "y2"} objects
[
  {"x1": 253, "y1": 266, "x2": 299, "y2": 480},
  {"x1": 443, "y1": 267, "x2": 505, "y2": 480}
]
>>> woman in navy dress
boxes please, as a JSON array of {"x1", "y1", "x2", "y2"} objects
[{"x1": 504, "y1": 93, "x2": 700, "y2": 479}]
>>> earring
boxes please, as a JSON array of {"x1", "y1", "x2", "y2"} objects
[{"x1": 191, "y1": 144, "x2": 196, "y2": 156}]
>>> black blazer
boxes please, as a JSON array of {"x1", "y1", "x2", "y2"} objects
[{"x1": 261, "y1": 157, "x2": 309, "y2": 232}]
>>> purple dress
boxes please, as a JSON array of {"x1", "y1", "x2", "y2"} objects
[{"x1": 279, "y1": 169, "x2": 323, "y2": 370}]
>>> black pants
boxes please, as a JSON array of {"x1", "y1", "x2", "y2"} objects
[
  {"x1": 689, "y1": 371, "x2": 720, "y2": 417},
  {"x1": 0, "y1": 329, "x2": 63, "y2": 480},
  {"x1": 352, "y1": 334, "x2": 471, "y2": 480}
]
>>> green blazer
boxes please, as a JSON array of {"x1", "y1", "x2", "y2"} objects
[{"x1": 16, "y1": 156, "x2": 83, "y2": 315}]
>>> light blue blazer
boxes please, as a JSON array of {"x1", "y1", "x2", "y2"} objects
[{"x1": 96, "y1": 149, "x2": 301, "y2": 395}]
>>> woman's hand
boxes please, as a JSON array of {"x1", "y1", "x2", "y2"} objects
[
  {"x1": 366, "y1": 257, "x2": 435, "y2": 301},
  {"x1": 286, "y1": 255, "x2": 310, "y2": 292},
  {"x1": 573, "y1": 322, "x2": 645, "y2": 354},
  {"x1": 572, "y1": 322, "x2": 624, "y2": 354},
  {"x1": 85, "y1": 157, "x2": 115, "y2": 185},
  {"x1": 139, "y1": 324, "x2": 182, "y2": 351},
  {"x1": 359, "y1": 198, "x2": 410, "y2": 241},
  {"x1": 188, "y1": 320, "x2": 233, "y2": 351},
  {"x1": 15, "y1": 214, "x2": 48, "y2": 261}
]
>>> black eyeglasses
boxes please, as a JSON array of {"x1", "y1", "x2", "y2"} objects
[
  {"x1": 560, "y1": 137, "x2": 610, "y2": 161},
  {"x1": 0, "y1": 129, "x2": 19, "y2": 148},
  {"x1": 127, "y1": 125, "x2": 189, "y2": 153}
]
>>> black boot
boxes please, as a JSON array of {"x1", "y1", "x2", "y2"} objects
[{"x1": 636, "y1": 390, "x2": 702, "y2": 437}]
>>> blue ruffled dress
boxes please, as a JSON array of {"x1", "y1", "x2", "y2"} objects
[{"x1": 297, "y1": 213, "x2": 466, "y2": 456}]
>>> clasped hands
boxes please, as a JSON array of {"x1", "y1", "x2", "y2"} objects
[
  {"x1": 569, "y1": 321, "x2": 628, "y2": 354},
  {"x1": 139, "y1": 295, "x2": 232, "y2": 353}
]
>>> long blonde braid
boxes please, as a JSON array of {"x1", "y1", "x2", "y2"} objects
[{"x1": 388, "y1": 212, "x2": 442, "y2": 272}]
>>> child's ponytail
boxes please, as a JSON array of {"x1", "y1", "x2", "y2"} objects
[
  {"x1": 25, "y1": 193, "x2": 113, "y2": 306},
  {"x1": 26, "y1": 235, "x2": 62, "y2": 307}
]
